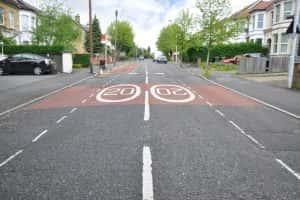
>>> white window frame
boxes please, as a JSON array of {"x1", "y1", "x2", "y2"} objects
[
  {"x1": 252, "y1": 15, "x2": 256, "y2": 30},
  {"x1": 273, "y1": 34, "x2": 278, "y2": 53},
  {"x1": 257, "y1": 13, "x2": 264, "y2": 29},
  {"x1": 283, "y1": 1, "x2": 293, "y2": 20},
  {"x1": 280, "y1": 33, "x2": 289, "y2": 53},
  {"x1": 0, "y1": 7, "x2": 4, "y2": 26},
  {"x1": 8, "y1": 12, "x2": 14, "y2": 29},
  {"x1": 275, "y1": 4, "x2": 281, "y2": 23},
  {"x1": 21, "y1": 15, "x2": 29, "y2": 31}
]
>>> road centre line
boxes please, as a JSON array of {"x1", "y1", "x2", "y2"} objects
[
  {"x1": 143, "y1": 146, "x2": 154, "y2": 200},
  {"x1": 56, "y1": 116, "x2": 68, "y2": 124},
  {"x1": 276, "y1": 159, "x2": 300, "y2": 180},
  {"x1": 0, "y1": 150, "x2": 24, "y2": 168},
  {"x1": 0, "y1": 76, "x2": 92, "y2": 117},
  {"x1": 32, "y1": 129, "x2": 48, "y2": 143},
  {"x1": 199, "y1": 74, "x2": 300, "y2": 120},
  {"x1": 144, "y1": 91, "x2": 150, "y2": 121},
  {"x1": 70, "y1": 108, "x2": 78, "y2": 114},
  {"x1": 215, "y1": 109, "x2": 225, "y2": 117}
]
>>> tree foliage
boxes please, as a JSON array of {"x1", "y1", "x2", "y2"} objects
[
  {"x1": 33, "y1": 0, "x2": 81, "y2": 51},
  {"x1": 0, "y1": 31, "x2": 16, "y2": 45},
  {"x1": 196, "y1": 0, "x2": 237, "y2": 66},
  {"x1": 156, "y1": 24, "x2": 181, "y2": 56},
  {"x1": 107, "y1": 21, "x2": 135, "y2": 55},
  {"x1": 85, "y1": 15, "x2": 103, "y2": 53}
]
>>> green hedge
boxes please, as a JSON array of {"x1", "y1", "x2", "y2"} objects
[
  {"x1": 4, "y1": 45, "x2": 65, "y2": 55},
  {"x1": 73, "y1": 54, "x2": 90, "y2": 68},
  {"x1": 185, "y1": 42, "x2": 268, "y2": 63}
]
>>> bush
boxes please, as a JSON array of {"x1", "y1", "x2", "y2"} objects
[
  {"x1": 210, "y1": 63, "x2": 237, "y2": 71},
  {"x1": 73, "y1": 54, "x2": 90, "y2": 68},
  {"x1": 4, "y1": 45, "x2": 65, "y2": 55},
  {"x1": 73, "y1": 64, "x2": 82, "y2": 69},
  {"x1": 185, "y1": 42, "x2": 268, "y2": 63}
]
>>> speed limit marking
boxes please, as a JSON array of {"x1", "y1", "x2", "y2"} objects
[
  {"x1": 150, "y1": 84, "x2": 196, "y2": 103},
  {"x1": 96, "y1": 84, "x2": 141, "y2": 103}
]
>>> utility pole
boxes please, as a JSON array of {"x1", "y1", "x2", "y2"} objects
[
  {"x1": 114, "y1": 10, "x2": 118, "y2": 66},
  {"x1": 88, "y1": 0, "x2": 94, "y2": 74}
]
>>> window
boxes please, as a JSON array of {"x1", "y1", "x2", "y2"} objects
[
  {"x1": 280, "y1": 33, "x2": 289, "y2": 53},
  {"x1": 284, "y1": 1, "x2": 292, "y2": 19},
  {"x1": 21, "y1": 15, "x2": 29, "y2": 31},
  {"x1": 8, "y1": 12, "x2": 14, "y2": 28},
  {"x1": 275, "y1": 4, "x2": 281, "y2": 23},
  {"x1": 257, "y1": 14, "x2": 264, "y2": 28},
  {"x1": 271, "y1": 11, "x2": 274, "y2": 25},
  {"x1": 252, "y1": 15, "x2": 256, "y2": 30},
  {"x1": 256, "y1": 38, "x2": 263, "y2": 45},
  {"x1": 31, "y1": 17, "x2": 35, "y2": 30},
  {"x1": 273, "y1": 34, "x2": 278, "y2": 53},
  {"x1": 0, "y1": 7, "x2": 4, "y2": 25}
]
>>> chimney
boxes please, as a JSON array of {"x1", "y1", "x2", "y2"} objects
[{"x1": 75, "y1": 14, "x2": 80, "y2": 24}]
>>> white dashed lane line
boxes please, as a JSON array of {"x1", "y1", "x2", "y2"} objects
[
  {"x1": 0, "y1": 150, "x2": 24, "y2": 168},
  {"x1": 144, "y1": 91, "x2": 150, "y2": 121},
  {"x1": 276, "y1": 159, "x2": 300, "y2": 180},
  {"x1": 69, "y1": 108, "x2": 78, "y2": 114},
  {"x1": 89, "y1": 94, "x2": 94, "y2": 98},
  {"x1": 56, "y1": 116, "x2": 68, "y2": 124},
  {"x1": 32, "y1": 129, "x2": 48, "y2": 143},
  {"x1": 143, "y1": 146, "x2": 154, "y2": 200},
  {"x1": 215, "y1": 109, "x2": 225, "y2": 117},
  {"x1": 205, "y1": 101, "x2": 213, "y2": 107}
]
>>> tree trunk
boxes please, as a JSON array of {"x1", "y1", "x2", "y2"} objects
[{"x1": 206, "y1": 47, "x2": 210, "y2": 69}]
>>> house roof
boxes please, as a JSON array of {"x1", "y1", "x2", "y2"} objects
[
  {"x1": 2, "y1": 0, "x2": 38, "y2": 12},
  {"x1": 249, "y1": 1, "x2": 273, "y2": 13},
  {"x1": 231, "y1": 0, "x2": 263, "y2": 19}
]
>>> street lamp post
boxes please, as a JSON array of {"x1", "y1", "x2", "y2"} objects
[
  {"x1": 0, "y1": 42, "x2": 3, "y2": 56},
  {"x1": 114, "y1": 10, "x2": 118, "y2": 66},
  {"x1": 88, "y1": 0, "x2": 94, "y2": 74}
]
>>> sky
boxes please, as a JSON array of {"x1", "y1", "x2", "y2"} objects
[{"x1": 29, "y1": 0, "x2": 256, "y2": 51}]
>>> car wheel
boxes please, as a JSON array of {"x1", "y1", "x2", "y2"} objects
[
  {"x1": 0, "y1": 67, "x2": 4, "y2": 75},
  {"x1": 34, "y1": 67, "x2": 42, "y2": 75}
]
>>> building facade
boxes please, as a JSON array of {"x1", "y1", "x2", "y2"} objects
[{"x1": 0, "y1": 0, "x2": 20, "y2": 39}]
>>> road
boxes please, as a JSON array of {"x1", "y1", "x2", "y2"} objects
[{"x1": 0, "y1": 60, "x2": 299, "y2": 199}]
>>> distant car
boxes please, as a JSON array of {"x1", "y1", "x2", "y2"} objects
[
  {"x1": 139, "y1": 56, "x2": 144, "y2": 60},
  {"x1": 0, "y1": 53, "x2": 56, "y2": 75},
  {"x1": 156, "y1": 56, "x2": 168, "y2": 64}
]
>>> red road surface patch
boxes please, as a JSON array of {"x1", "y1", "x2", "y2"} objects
[{"x1": 26, "y1": 84, "x2": 259, "y2": 111}]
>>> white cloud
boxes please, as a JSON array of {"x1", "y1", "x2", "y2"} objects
[{"x1": 27, "y1": 0, "x2": 257, "y2": 52}]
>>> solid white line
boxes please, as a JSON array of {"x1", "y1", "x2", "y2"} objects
[
  {"x1": 144, "y1": 91, "x2": 150, "y2": 121},
  {"x1": 215, "y1": 109, "x2": 225, "y2": 117},
  {"x1": 56, "y1": 116, "x2": 67, "y2": 124},
  {"x1": 229, "y1": 120, "x2": 246, "y2": 134},
  {"x1": 81, "y1": 99, "x2": 87, "y2": 104},
  {"x1": 143, "y1": 146, "x2": 154, "y2": 200},
  {"x1": 69, "y1": 107, "x2": 78, "y2": 114},
  {"x1": 199, "y1": 74, "x2": 300, "y2": 120},
  {"x1": 0, "y1": 76, "x2": 92, "y2": 117},
  {"x1": 32, "y1": 129, "x2": 48, "y2": 143},
  {"x1": 206, "y1": 101, "x2": 213, "y2": 107},
  {"x1": 0, "y1": 150, "x2": 24, "y2": 168},
  {"x1": 276, "y1": 159, "x2": 300, "y2": 180},
  {"x1": 145, "y1": 65, "x2": 149, "y2": 84}
]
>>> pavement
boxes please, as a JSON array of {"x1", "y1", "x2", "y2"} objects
[{"x1": 0, "y1": 60, "x2": 300, "y2": 199}]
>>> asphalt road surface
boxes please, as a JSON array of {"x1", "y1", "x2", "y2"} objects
[{"x1": 0, "y1": 60, "x2": 300, "y2": 199}]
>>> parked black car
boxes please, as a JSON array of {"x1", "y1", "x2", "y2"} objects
[{"x1": 0, "y1": 53, "x2": 56, "y2": 75}]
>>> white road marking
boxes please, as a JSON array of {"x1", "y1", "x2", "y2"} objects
[
  {"x1": 96, "y1": 88, "x2": 101, "y2": 92},
  {"x1": 229, "y1": 121, "x2": 265, "y2": 149},
  {"x1": 199, "y1": 75, "x2": 300, "y2": 120},
  {"x1": 145, "y1": 65, "x2": 149, "y2": 84},
  {"x1": 154, "y1": 72, "x2": 165, "y2": 75},
  {"x1": 215, "y1": 109, "x2": 225, "y2": 117},
  {"x1": 56, "y1": 116, "x2": 68, "y2": 124},
  {"x1": 198, "y1": 95, "x2": 204, "y2": 99},
  {"x1": 144, "y1": 91, "x2": 150, "y2": 121},
  {"x1": 0, "y1": 76, "x2": 92, "y2": 117},
  {"x1": 0, "y1": 150, "x2": 24, "y2": 168},
  {"x1": 70, "y1": 108, "x2": 78, "y2": 114},
  {"x1": 81, "y1": 99, "x2": 87, "y2": 104},
  {"x1": 276, "y1": 159, "x2": 300, "y2": 180},
  {"x1": 143, "y1": 146, "x2": 154, "y2": 200},
  {"x1": 32, "y1": 129, "x2": 48, "y2": 143},
  {"x1": 89, "y1": 94, "x2": 94, "y2": 98},
  {"x1": 129, "y1": 72, "x2": 139, "y2": 75},
  {"x1": 206, "y1": 101, "x2": 213, "y2": 107}
]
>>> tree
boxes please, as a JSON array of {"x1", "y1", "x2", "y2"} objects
[
  {"x1": 175, "y1": 9, "x2": 194, "y2": 64},
  {"x1": 33, "y1": 0, "x2": 81, "y2": 51},
  {"x1": 107, "y1": 21, "x2": 135, "y2": 55},
  {"x1": 85, "y1": 15, "x2": 103, "y2": 53},
  {"x1": 0, "y1": 32, "x2": 16, "y2": 45},
  {"x1": 156, "y1": 24, "x2": 181, "y2": 57},
  {"x1": 196, "y1": 0, "x2": 237, "y2": 67}
]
